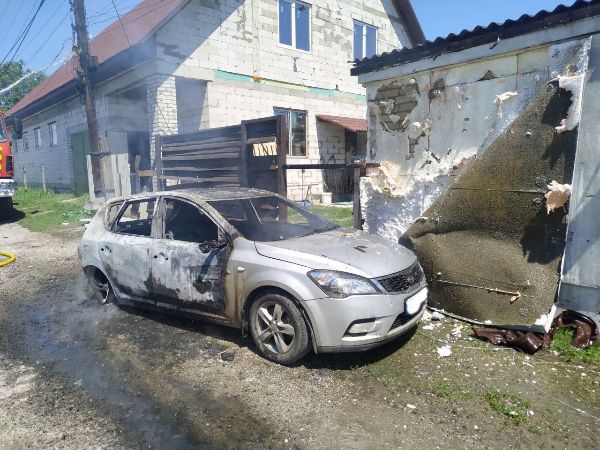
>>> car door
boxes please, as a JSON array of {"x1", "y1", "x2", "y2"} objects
[
  {"x1": 151, "y1": 197, "x2": 231, "y2": 314},
  {"x1": 99, "y1": 197, "x2": 157, "y2": 303}
]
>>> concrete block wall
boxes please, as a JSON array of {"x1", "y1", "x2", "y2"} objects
[
  {"x1": 146, "y1": 74, "x2": 179, "y2": 170},
  {"x1": 155, "y1": 0, "x2": 410, "y2": 96},
  {"x1": 13, "y1": 65, "x2": 153, "y2": 193}
]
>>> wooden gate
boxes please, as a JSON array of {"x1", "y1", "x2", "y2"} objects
[{"x1": 154, "y1": 116, "x2": 287, "y2": 196}]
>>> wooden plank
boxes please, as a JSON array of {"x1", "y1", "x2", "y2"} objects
[
  {"x1": 353, "y1": 167, "x2": 362, "y2": 230},
  {"x1": 161, "y1": 153, "x2": 240, "y2": 161},
  {"x1": 137, "y1": 169, "x2": 155, "y2": 177},
  {"x1": 159, "y1": 175, "x2": 240, "y2": 183},
  {"x1": 277, "y1": 114, "x2": 288, "y2": 198},
  {"x1": 154, "y1": 134, "x2": 164, "y2": 191},
  {"x1": 245, "y1": 136, "x2": 277, "y2": 145},
  {"x1": 160, "y1": 166, "x2": 239, "y2": 173},
  {"x1": 240, "y1": 121, "x2": 248, "y2": 187},
  {"x1": 161, "y1": 139, "x2": 242, "y2": 152},
  {"x1": 161, "y1": 147, "x2": 241, "y2": 158},
  {"x1": 284, "y1": 163, "x2": 351, "y2": 170},
  {"x1": 162, "y1": 125, "x2": 241, "y2": 144}
]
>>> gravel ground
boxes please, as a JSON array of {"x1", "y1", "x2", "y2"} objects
[{"x1": 0, "y1": 222, "x2": 599, "y2": 449}]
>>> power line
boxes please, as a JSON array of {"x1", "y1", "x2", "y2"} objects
[
  {"x1": 14, "y1": 0, "x2": 70, "y2": 62},
  {"x1": 89, "y1": 0, "x2": 182, "y2": 27},
  {"x1": 1, "y1": 0, "x2": 47, "y2": 66},
  {"x1": 0, "y1": 1, "x2": 26, "y2": 45}
]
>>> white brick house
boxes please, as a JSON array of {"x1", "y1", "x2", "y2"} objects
[{"x1": 7, "y1": 0, "x2": 423, "y2": 201}]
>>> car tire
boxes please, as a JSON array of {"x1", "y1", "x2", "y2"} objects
[
  {"x1": 249, "y1": 292, "x2": 311, "y2": 365},
  {"x1": 92, "y1": 274, "x2": 117, "y2": 305}
]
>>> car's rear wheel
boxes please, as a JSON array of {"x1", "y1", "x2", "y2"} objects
[
  {"x1": 249, "y1": 292, "x2": 311, "y2": 365},
  {"x1": 91, "y1": 271, "x2": 116, "y2": 305}
]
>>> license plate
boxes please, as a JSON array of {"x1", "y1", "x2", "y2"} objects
[{"x1": 405, "y1": 288, "x2": 428, "y2": 315}]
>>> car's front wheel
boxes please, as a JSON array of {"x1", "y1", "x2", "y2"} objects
[{"x1": 249, "y1": 292, "x2": 311, "y2": 365}]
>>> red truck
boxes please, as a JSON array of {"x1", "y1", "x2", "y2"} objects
[{"x1": 0, "y1": 111, "x2": 16, "y2": 212}]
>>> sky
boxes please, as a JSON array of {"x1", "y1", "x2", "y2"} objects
[{"x1": 0, "y1": 0, "x2": 581, "y2": 75}]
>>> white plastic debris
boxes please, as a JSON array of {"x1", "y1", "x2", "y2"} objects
[
  {"x1": 437, "y1": 345, "x2": 452, "y2": 357},
  {"x1": 406, "y1": 404, "x2": 417, "y2": 410},
  {"x1": 555, "y1": 74, "x2": 585, "y2": 133},
  {"x1": 430, "y1": 311, "x2": 444, "y2": 321},
  {"x1": 527, "y1": 410, "x2": 535, "y2": 417},
  {"x1": 545, "y1": 181, "x2": 572, "y2": 213},
  {"x1": 494, "y1": 91, "x2": 518, "y2": 105}
]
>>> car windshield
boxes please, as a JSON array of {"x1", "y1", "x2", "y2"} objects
[{"x1": 208, "y1": 195, "x2": 339, "y2": 242}]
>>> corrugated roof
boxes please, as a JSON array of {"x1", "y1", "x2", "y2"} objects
[
  {"x1": 352, "y1": 0, "x2": 600, "y2": 76},
  {"x1": 8, "y1": 0, "x2": 190, "y2": 117},
  {"x1": 316, "y1": 114, "x2": 367, "y2": 132}
]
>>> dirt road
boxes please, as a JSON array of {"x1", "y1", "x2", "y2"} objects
[{"x1": 0, "y1": 222, "x2": 598, "y2": 449}]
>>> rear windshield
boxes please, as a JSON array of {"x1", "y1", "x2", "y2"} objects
[{"x1": 208, "y1": 195, "x2": 338, "y2": 242}]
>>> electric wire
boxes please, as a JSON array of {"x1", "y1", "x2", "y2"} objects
[{"x1": 1, "y1": 0, "x2": 47, "y2": 66}]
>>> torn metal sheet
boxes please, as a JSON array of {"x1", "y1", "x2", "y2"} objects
[{"x1": 405, "y1": 82, "x2": 578, "y2": 326}]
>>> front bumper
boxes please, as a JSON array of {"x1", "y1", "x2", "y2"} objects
[
  {"x1": 0, "y1": 179, "x2": 16, "y2": 197},
  {"x1": 304, "y1": 287, "x2": 428, "y2": 353}
]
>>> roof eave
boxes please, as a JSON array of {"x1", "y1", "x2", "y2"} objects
[
  {"x1": 392, "y1": 0, "x2": 426, "y2": 46},
  {"x1": 7, "y1": 39, "x2": 156, "y2": 122}
]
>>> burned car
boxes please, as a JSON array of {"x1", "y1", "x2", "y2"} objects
[{"x1": 79, "y1": 188, "x2": 427, "y2": 364}]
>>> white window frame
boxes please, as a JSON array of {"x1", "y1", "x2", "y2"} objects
[
  {"x1": 274, "y1": 107, "x2": 307, "y2": 157},
  {"x1": 23, "y1": 132, "x2": 29, "y2": 152},
  {"x1": 354, "y1": 20, "x2": 377, "y2": 60},
  {"x1": 34, "y1": 127, "x2": 41, "y2": 150},
  {"x1": 48, "y1": 122, "x2": 58, "y2": 147},
  {"x1": 278, "y1": 0, "x2": 312, "y2": 53}
]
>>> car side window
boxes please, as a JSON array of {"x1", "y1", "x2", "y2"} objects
[
  {"x1": 113, "y1": 199, "x2": 156, "y2": 237},
  {"x1": 164, "y1": 198, "x2": 219, "y2": 244},
  {"x1": 105, "y1": 201, "x2": 123, "y2": 229}
]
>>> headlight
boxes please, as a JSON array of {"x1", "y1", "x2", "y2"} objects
[{"x1": 308, "y1": 270, "x2": 379, "y2": 298}]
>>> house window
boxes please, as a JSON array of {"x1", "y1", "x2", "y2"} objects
[
  {"x1": 48, "y1": 122, "x2": 57, "y2": 146},
  {"x1": 274, "y1": 108, "x2": 307, "y2": 157},
  {"x1": 353, "y1": 21, "x2": 377, "y2": 60},
  {"x1": 34, "y1": 127, "x2": 41, "y2": 150},
  {"x1": 279, "y1": 0, "x2": 311, "y2": 51},
  {"x1": 23, "y1": 133, "x2": 29, "y2": 152}
]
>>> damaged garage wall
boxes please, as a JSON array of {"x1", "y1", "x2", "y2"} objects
[
  {"x1": 359, "y1": 38, "x2": 591, "y2": 326},
  {"x1": 361, "y1": 38, "x2": 590, "y2": 242}
]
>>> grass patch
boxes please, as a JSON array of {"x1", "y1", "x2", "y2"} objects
[
  {"x1": 10, "y1": 188, "x2": 95, "y2": 232},
  {"x1": 308, "y1": 205, "x2": 353, "y2": 228},
  {"x1": 434, "y1": 380, "x2": 457, "y2": 398},
  {"x1": 485, "y1": 391, "x2": 530, "y2": 425},
  {"x1": 550, "y1": 328, "x2": 600, "y2": 368}
]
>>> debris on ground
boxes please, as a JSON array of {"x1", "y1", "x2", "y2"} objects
[
  {"x1": 473, "y1": 310, "x2": 599, "y2": 354},
  {"x1": 437, "y1": 345, "x2": 452, "y2": 357},
  {"x1": 544, "y1": 181, "x2": 572, "y2": 213},
  {"x1": 543, "y1": 310, "x2": 598, "y2": 349},
  {"x1": 472, "y1": 328, "x2": 544, "y2": 354}
]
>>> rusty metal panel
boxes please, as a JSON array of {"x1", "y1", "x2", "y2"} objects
[{"x1": 405, "y1": 83, "x2": 577, "y2": 327}]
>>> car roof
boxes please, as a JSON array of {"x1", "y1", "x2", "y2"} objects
[{"x1": 108, "y1": 187, "x2": 277, "y2": 204}]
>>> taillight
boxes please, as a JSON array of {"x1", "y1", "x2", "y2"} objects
[{"x1": 6, "y1": 155, "x2": 13, "y2": 173}]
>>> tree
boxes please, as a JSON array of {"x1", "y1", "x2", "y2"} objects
[{"x1": 0, "y1": 60, "x2": 46, "y2": 111}]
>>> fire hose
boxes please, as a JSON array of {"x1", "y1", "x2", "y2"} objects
[{"x1": 0, "y1": 251, "x2": 15, "y2": 267}]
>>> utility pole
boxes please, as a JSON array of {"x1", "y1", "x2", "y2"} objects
[{"x1": 70, "y1": 0, "x2": 108, "y2": 200}]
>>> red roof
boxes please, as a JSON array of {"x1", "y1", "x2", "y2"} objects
[
  {"x1": 8, "y1": 0, "x2": 190, "y2": 116},
  {"x1": 316, "y1": 115, "x2": 367, "y2": 132}
]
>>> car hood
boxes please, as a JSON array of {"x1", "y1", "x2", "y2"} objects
[{"x1": 254, "y1": 228, "x2": 417, "y2": 278}]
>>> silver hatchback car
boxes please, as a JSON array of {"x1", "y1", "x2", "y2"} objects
[{"x1": 79, "y1": 188, "x2": 427, "y2": 364}]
